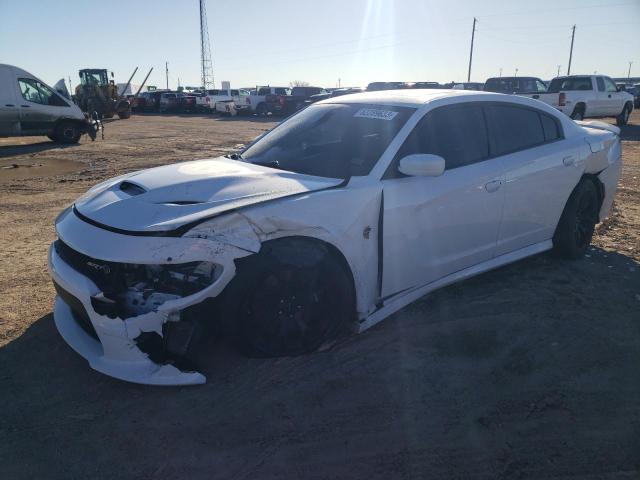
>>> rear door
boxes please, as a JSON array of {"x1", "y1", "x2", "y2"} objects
[
  {"x1": 486, "y1": 103, "x2": 583, "y2": 255},
  {"x1": 0, "y1": 66, "x2": 20, "y2": 136},
  {"x1": 381, "y1": 103, "x2": 506, "y2": 297}
]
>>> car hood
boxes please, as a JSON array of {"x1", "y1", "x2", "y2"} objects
[{"x1": 74, "y1": 157, "x2": 342, "y2": 233}]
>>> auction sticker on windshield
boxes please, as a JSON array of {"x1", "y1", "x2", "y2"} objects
[{"x1": 354, "y1": 108, "x2": 399, "y2": 121}]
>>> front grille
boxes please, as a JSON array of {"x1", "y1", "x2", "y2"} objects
[
  {"x1": 53, "y1": 281, "x2": 99, "y2": 340},
  {"x1": 54, "y1": 240, "x2": 119, "y2": 293}
]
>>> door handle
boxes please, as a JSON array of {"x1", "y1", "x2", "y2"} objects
[
  {"x1": 608, "y1": 94, "x2": 612, "y2": 98},
  {"x1": 484, "y1": 180, "x2": 502, "y2": 193},
  {"x1": 20, "y1": 104, "x2": 30, "y2": 108},
  {"x1": 5, "y1": 104, "x2": 15, "y2": 107},
  {"x1": 532, "y1": 94, "x2": 539, "y2": 99},
  {"x1": 563, "y1": 156, "x2": 575, "y2": 167}
]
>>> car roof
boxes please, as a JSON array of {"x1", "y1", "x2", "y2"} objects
[{"x1": 322, "y1": 88, "x2": 498, "y2": 107}]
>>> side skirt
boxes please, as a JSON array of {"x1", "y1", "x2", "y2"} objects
[{"x1": 358, "y1": 239, "x2": 553, "y2": 333}]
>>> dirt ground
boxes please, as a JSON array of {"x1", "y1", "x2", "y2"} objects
[{"x1": 0, "y1": 112, "x2": 638, "y2": 479}]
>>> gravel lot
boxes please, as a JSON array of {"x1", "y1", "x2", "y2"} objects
[{"x1": 0, "y1": 112, "x2": 639, "y2": 479}]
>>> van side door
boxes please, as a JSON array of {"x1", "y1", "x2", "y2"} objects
[{"x1": 0, "y1": 66, "x2": 20, "y2": 136}]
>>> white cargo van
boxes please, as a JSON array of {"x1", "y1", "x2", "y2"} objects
[{"x1": 0, "y1": 64, "x2": 97, "y2": 143}]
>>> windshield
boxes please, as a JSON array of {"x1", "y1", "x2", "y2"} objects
[{"x1": 242, "y1": 103, "x2": 415, "y2": 179}]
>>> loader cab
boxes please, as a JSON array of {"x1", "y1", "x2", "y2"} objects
[{"x1": 79, "y1": 69, "x2": 109, "y2": 87}]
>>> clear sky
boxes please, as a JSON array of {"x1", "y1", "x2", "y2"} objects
[{"x1": 1, "y1": 0, "x2": 638, "y2": 91}]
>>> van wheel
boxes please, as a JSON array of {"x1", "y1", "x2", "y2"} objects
[
  {"x1": 220, "y1": 239, "x2": 354, "y2": 357},
  {"x1": 553, "y1": 179, "x2": 599, "y2": 259},
  {"x1": 570, "y1": 105, "x2": 584, "y2": 121},
  {"x1": 616, "y1": 104, "x2": 631, "y2": 126},
  {"x1": 54, "y1": 122, "x2": 81, "y2": 144}
]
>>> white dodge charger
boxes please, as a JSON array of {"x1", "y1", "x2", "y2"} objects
[{"x1": 49, "y1": 89, "x2": 622, "y2": 385}]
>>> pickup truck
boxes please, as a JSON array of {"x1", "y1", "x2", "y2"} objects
[
  {"x1": 484, "y1": 76, "x2": 548, "y2": 95},
  {"x1": 524, "y1": 75, "x2": 634, "y2": 126},
  {"x1": 196, "y1": 88, "x2": 251, "y2": 113},
  {"x1": 280, "y1": 86, "x2": 327, "y2": 115},
  {"x1": 247, "y1": 86, "x2": 291, "y2": 115}
]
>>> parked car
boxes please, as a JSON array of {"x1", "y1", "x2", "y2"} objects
[
  {"x1": 452, "y1": 82, "x2": 484, "y2": 91},
  {"x1": 523, "y1": 75, "x2": 634, "y2": 125},
  {"x1": 366, "y1": 81, "x2": 408, "y2": 91},
  {"x1": 158, "y1": 92, "x2": 179, "y2": 112},
  {"x1": 483, "y1": 76, "x2": 548, "y2": 95},
  {"x1": 247, "y1": 86, "x2": 291, "y2": 115},
  {"x1": 49, "y1": 89, "x2": 622, "y2": 385},
  {"x1": 0, "y1": 63, "x2": 98, "y2": 143},
  {"x1": 196, "y1": 89, "x2": 232, "y2": 113},
  {"x1": 130, "y1": 91, "x2": 154, "y2": 113},
  {"x1": 307, "y1": 87, "x2": 364, "y2": 104},
  {"x1": 177, "y1": 92, "x2": 198, "y2": 113},
  {"x1": 143, "y1": 90, "x2": 171, "y2": 112},
  {"x1": 281, "y1": 86, "x2": 327, "y2": 114}
]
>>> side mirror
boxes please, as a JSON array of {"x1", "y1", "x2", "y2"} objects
[{"x1": 398, "y1": 154, "x2": 445, "y2": 177}]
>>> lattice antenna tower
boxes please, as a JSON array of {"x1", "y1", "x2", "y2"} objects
[{"x1": 200, "y1": 0, "x2": 215, "y2": 89}]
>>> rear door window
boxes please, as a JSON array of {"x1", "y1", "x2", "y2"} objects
[
  {"x1": 485, "y1": 104, "x2": 545, "y2": 156},
  {"x1": 395, "y1": 103, "x2": 489, "y2": 171}
]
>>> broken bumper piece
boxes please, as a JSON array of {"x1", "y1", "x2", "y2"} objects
[{"x1": 49, "y1": 243, "x2": 212, "y2": 386}]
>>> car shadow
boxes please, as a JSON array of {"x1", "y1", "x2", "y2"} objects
[
  {"x1": 0, "y1": 140, "x2": 80, "y2": 158},
  {"x1": 619, "y1": 122, "x2": 640, "y2": 141},
  {"x1": 1, "y1": 246, "x2": 638, "y2": 478}
]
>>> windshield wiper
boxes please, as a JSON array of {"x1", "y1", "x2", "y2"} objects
[
  {"x1": 224, "y1": 152, "x2": 243, "y2": 160},
  {"x1": 252, "y1": 160, "x2": 281, "y2": 169}
]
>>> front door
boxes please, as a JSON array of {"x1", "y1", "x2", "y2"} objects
[
  {"x1": 381, "y1": 103, "x2": 505, "y2": 298},
  {"x1": 17, "y1": 77, "x2": 71, "y2": 135}
]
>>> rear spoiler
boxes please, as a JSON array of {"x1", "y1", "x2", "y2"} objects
[{"x1": 575, "y1": 120, "x2": 620, "y2": 136}]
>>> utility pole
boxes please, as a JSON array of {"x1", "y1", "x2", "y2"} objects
[
  {"x1": 68, "y1": 76, "x2": 72, "y2": 94},
  {"x1": 567, "y1": 25, "x2": 576, "y2": 75},
  {"x1": 557, "y1": 65, "x2": 561, "y2": 77},
  {"x1": 499, "y1": 67, "x2": 502, "y2": 77},
  {"x1": 338, "y1": 77, "x2": 341, "y2": 88},
  {"x1": 515, "y1": 68, "x2": 518, "y2": 77},
  {"x1": 628, "y1": 61, "x2": 633, "y2": 80},
  {"x1": 467, "y1": 17, "x2": 477, "y2": 82},
  {"x1": 165, "y1": 62, "x2": 169, "y2": 90}
]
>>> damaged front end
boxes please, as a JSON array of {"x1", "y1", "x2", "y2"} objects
[{"x1": 48, "y1": 209, "x2": 259, "y2": 385}]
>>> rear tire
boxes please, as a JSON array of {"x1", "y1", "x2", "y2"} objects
[
  {"x1": 53, "y1": 121, "x2": 81, "y2": 144},
  {"x1": 117, "y1": 109, "x2": 131, "y2": 119},
  {"x1": 570, "y1": 105, "x2": 585, "y2": 121},
  {"x1": 616, "y1": 104, "x2": 631, "y2": 126},
  {"x1": 220, "y1": 239, "x2": 354, "y2": 357},
  {"x1": 553, "y1": 179, "x2": 599, "y2": 259}
]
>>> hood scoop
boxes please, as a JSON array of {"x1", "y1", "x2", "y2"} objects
[
  {"x1": 75, "y1": 157, "x2": 343, "y2": 233},
  {"x1": 120, "y1": 181, "x2": 147, "y2": 196}
]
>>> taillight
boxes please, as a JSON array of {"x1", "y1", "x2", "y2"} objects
[
  {"x1": 206, "y1": 96, "x2": 210, "y2": 103},
  {"x1": 559, "y1": 92, "x2": 566, "y2": 106}
]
